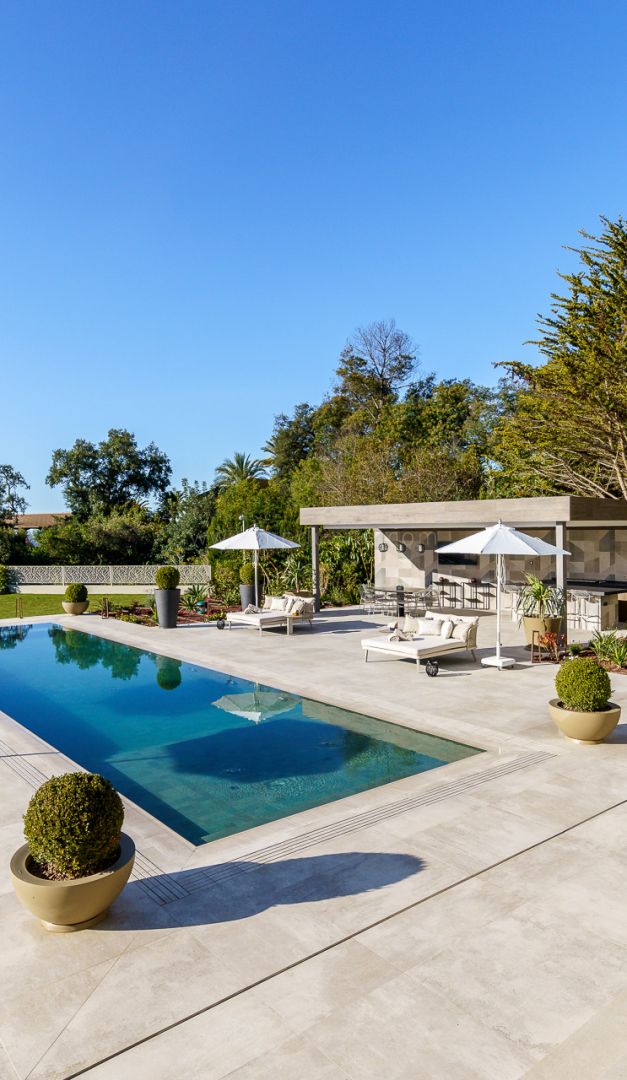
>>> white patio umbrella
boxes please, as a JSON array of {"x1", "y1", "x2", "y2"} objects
[
  {"x1": 437, "y1": 521, "x2": 570, "y2": 670},
  {"x1": 210, "y1": 524, "x2": 299, "y2": 606},
  {"x1": 214, "y1": 687, "x2": 299, "y2": 725}
]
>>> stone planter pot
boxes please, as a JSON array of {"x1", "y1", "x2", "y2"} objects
[
  {"x1": 155, "y1": 588, "x2": 181, "y2": 628},
  {"x1": 239, "y1": 584, "x2": 255, "y2": 609},
  {"x1": 548, "y1": 698, "x2": 621, "y2": 744},
  {"x1": 10, "y1": 832, "x2": 135, "y2": 932},
  {"x1": 523, "y1": 615, "x2": 562, "y2": 646},
  {"x1": 61, "y1": 601, "x2": 89, "y2": 616}
]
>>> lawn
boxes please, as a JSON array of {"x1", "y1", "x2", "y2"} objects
[{"x1": 0, "y1": 594, "x2": 142, "y2": 618}]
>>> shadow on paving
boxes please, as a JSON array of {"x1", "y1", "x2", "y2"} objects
[{"x1": 99, "y1": 850, "x2": 425, "y2": 930}]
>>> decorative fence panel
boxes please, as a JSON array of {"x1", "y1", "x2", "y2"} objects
[{"x1": 8, "y1": 565, "x2": 212, "y2": 587}]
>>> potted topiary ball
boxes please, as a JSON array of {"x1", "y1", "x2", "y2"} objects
[
  {"x1": 62, "y1": 583, "x2": 89, "y2": 616},
  {"x1": 239, "y1": 561, "x2": 256, "y2": 609},
  {"x1": 154, "y1": 565, "x2": 181, "y2": 628},
  {"x1": 549, "y1": 658, "x2": 621, "y2": 743},
  {"x1": 10, "y1": 772, "x2": 135, "y2": 931}
]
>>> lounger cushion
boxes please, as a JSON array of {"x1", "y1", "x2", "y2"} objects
[
  {"x1": 439, "y1": 618, "x2": 454, "y2": 639},
  {"x1": 402, "y1": 614, "x2": 423, "y2": 634},
  {"x1": 269, "y1": 596, "x2": 288, "y2": 611},
  {"x1": 290, "y1": 598, "x2": 306, "y2": 615},
  {"x1": 416, "y1": 618, "x2": 443, "y2": 636}
]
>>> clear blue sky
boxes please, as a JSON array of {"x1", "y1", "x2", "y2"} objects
[{"x1": 1, "y1": 0, "x2": 625, "y2": 510}]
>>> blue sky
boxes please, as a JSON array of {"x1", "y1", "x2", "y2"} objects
[{"x1": 1, "y1": 1, "x2": 626, "y2": 510}]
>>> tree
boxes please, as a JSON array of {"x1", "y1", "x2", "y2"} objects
[
  {"x1": 46, "y1": 429, "x2": 172, "y2": 517},
  {"x1": 263, "y1": 404, "x2": 316, "y2": 479},
  {"x1": 158, "y1": 480, "x2": 217, "y2": 563},
  {"x1": 214, "y1": 451, "x2": 267, "y2": 488},
  {"x1": 334, "y1": 319, "x2": 418, "y2": 428},
  {"x1": 35, "y1": 507, "x2": 160, "y2": 564},
  {"x1": 0, "y1": 465, "x2": 29, "y2": 524},
  {"x1": 492, "y1": 216, "x2": 627, "y2": 498}
]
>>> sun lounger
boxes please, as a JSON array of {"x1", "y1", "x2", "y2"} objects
[
  {"x1": 227, "y1": 594, "x2": 315, "y2": 634},
  {"x1": 361, "y1": 613, "x2": 478, "y2": 675}
]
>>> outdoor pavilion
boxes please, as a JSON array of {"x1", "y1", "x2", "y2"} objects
[{"x1": 300, "y1": 495, "x2": 627, "y2": 617}]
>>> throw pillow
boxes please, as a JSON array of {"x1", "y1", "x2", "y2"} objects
[
  {"x1": 389, "y1": 629, "x2": 411, "y2": 641},
  {"x1": 450, "y1": 620, "x2": 471, "y2": 643},
  {"x1": 262, "y1": 596, "x2": 273, "y2": 611},
  {"x1": 269, "y1": 596, "x2": 287, "y2": 612},
  {"x1": 417, "y1": 618, "x2": 443, "y2": 636},
  {"x1": 402, "y1": 614, "x2": 422, "y2": 634},
  {"x1": 290, "y1": 598, "x2": 306, "y2": 615},
  {"x1": 439, "y1": 618, "x2": 454, "y2": 639}
]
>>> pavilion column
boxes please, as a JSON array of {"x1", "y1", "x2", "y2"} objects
[
  {"x1": 311, "y1": 526, "x2": 320, "y2": 612},
  {"x1": 555, "y1": 522, "x2": 568, "y2": 642}
]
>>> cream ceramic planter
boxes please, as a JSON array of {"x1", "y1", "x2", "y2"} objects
[
  {"x1": 10, "y1": 832, "x2": 135, "y2": 932},
  {"x1": 523, "y1": 615, "x2": 562, "y2": 646},
  {"x1": 548, "y1": 698, "x2": 621, "y2": 744},
  {"x1": 61, "y1": 601, "x2": 89, "y2": 615}
]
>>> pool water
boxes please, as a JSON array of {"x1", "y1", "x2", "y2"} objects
[{"x1": 0, "y1": 623, "x2": 481, "y2": 844}]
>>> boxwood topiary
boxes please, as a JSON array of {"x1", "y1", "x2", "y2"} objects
[
  {"x1": 555, "y1": 658, "x2": 612, "y2": 712},
  {"x1": 239, "y1": 562, "x2": 255, "y2": 586},
  {"x1": 23, "y1": 772, "x2": 124, "y2": 878},
  {"x1": 64, "y1": 583, "x2": 88, "y2": 603},
  {"x1": 155, "y1": 565, "x2": 180, "y2": 590}
]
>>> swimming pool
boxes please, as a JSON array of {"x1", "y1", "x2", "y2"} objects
[{"x1": 0, "y1": 623, "x2": 482, "y2": 844}]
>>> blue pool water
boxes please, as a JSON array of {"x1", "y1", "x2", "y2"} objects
[{"x1": 0, "y1": 623, "x2": 481, "y2": 844}]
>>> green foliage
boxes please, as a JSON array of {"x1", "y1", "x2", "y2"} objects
[
  {"x1": 47, "y1": 428, "x2": 172, "y2": 518},
  {"x1": 518, "y1": 575, "x2": 564, "y2": 617},
  {"x1": 64, "y1": 583, "x2": 88, "y2": 603},
  {"x1": 179, "y1": 584, "x2": 207, "y2": 611},
  {"x1": 555, "y1": 659, "x2": 612, "y2": 712},
  {"x1": 35, "y1": 507, "x2": 160, "y2": 565},
  {"x1": 239, "y1": 562, "x2": 255, "y2": 585},
  {"x1": 214, "y1": 452, "x2": 267, "y2": 489},
  {"x1": 0, "y1": 464, "x2": 29, "y2": 523},
  {"x1": 209, "y1": 563, "x2": 240, "y2": 604},
  {"x1": 155, "y1": 565, "x2": 180, "y2": 589},
  {"x1": 23, "y1": 772, "x2": 124, "y2": 878},
  {"x1": 590, "y1": 631, "x2": 627, "y2": 668},
  {"x1": 493, "y1": 216, "x2": 627, "y2": 499},
  {"x1": 334, "y1": 319, "x2": 417, "y2": 428},
  {"x1": 158, "y1": 480, "x2": 216, "y2": 562},
  {"x1": 0, "y1": 565, "x2": 9, "y2": 594}
]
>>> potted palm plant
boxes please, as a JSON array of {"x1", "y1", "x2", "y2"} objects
[
  {"x1": 549, "y1": 658, "x2": 620, "y2": 743},
  {"x1": 239, "y1": 561, "x2": 256, "y2": 609},
  {"x1": 154, "y1": 565, "x2": 181, "y2": 628},
  {"x1": 518, "y1": 574, "x2": 564, "y2": 645},
  {"x1": 62, "y1": 583, "x2": 89, "y2": 615},
  {"x1": 10, "y1": 772, "x2": 135, "y2": 931}
]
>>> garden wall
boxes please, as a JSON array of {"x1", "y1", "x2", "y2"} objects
[{"x1": 6, "y1": 565, "x2": 212, "y2": 595}]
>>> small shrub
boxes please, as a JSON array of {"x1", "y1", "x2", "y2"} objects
[
  {"x1": 180, "y1": 584, "x2": 207, "y2": 611},
  {"x1": 555, "y1": 658, "x2": 612, "y2": 712},
  {"x1": 64, "y1": 583, "x2": 88, "y2": 603},
  {"x1": 142, "y1": 594, "x2": 156, "y2": 611},
  {"x1": 240, "y1": 562, "x2": 255, "y2": 586},
  {"x1": 155, "y1": 565, "x2": 180, "y2": 590},
  {"x1": 568, "y1": 642, "x2": 583, "y2": 657},
  {"x1": 0, "y1": 565, "x2": 9, "y2": 594},
  {"x1": 608, "y1": 638, "x2": 627, "y2": 669},
  {"x1": 23, "y1": 772, "x2": 124, "y2": 878}
]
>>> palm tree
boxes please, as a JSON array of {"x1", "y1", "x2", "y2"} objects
[{"x1": 214, "y1": 451, "x2": 267, "y2": 488}]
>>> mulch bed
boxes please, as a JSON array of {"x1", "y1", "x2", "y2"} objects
[{"x1": 100, "y1": 600, "x2": 240, "y2": 627}]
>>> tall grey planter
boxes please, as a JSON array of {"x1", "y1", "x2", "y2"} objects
[
  {"x1": 239, "y1": 584, "x2": 255, "y2": 609},
  {"x1": 155, "y1": 589, "x2": 180, "y2": 629}
]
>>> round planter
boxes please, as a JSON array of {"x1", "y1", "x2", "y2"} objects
[
  {"x1": 10, "y1": 832, "x2": 135, "y2": 932},
  {"x1": 523, "y1": 615, "x2": 562, "y2": 646},
  {"x1": 61, "y1": 601, "x2": 89, "y2": 616},
  {"x1": 548, "y1": 698, "x2": 621, "y2": 744},
  {"x1": 155, "y1": 588, "x2": 181, "y2": 629},
  {"x1": 239, "y1": 583, "x2": 255, "y2": 609}
]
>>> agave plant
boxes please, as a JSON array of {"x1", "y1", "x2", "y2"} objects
[
  {"x1": 518, "y1": 575, "x2": 564, "y2": 617},
  {"x1": 180, "y1": 584, "x2": 208, "y2": 612}
]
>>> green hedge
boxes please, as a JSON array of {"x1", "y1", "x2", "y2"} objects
[
  {"x1": 23, "y1": 772, "x2": 124, "y2": 878},
  {"x1": 64, "y1": 583, "x2": 88, "y2": 603},
  {"x1": 239, "y1": 562, "x2": 255, "y2": 586},
  {"x1": 155, "y1": 565, "x2": 180, "y2": 590},
  {"x1": 555, "y1": 658, "x2": 611, "y2": 712}
]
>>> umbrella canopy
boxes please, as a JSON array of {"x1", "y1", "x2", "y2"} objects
[
  {"x1": 214, "y1": 687, "x2": 299, "y2": 725},
  {"x1": 438, "y1": 521, "x2": 570, "y2": 669},
  {"x1": 436, "y1": 521, "x2": 570, "y2": 558},
  {"x1": 210, "y1": 524, "x2": 300, "y2": 605}
]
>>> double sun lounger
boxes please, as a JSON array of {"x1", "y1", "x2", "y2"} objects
[
  {"x1": 361, "y1": 611, "x2": 479, "y2": 675},
  {"x1": 226, "y1": 594, "x2": 315, "y2": 635}
]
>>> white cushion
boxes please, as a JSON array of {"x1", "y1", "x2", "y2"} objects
[
  {"x1": 269, "y1": 596, "x2": 287, "y2": 611},
  {"x1": 416, "y1": 618, "x2": 443, "y2": 636},
  {"x1": 290, "y1": 598, "x2": 306, "y2": 615},
  {"x1": 244, "y1": 604, "x2": 261, "y2": 614},
  {"x1": 262, "y1": 596, "x2": 273, "y2": 611},
  {"x1": 439, "y1": 618, "x2": 454, "y2": 639},
  {"x1": 402, "y1": 614, "x2": 422, "y2": 634}
]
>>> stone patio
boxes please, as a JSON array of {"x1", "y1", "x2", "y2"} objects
[{"x1": 1, "y1": 607, "x2": 627, "y2": 1079}]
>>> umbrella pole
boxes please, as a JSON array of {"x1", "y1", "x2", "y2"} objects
[
  {"x1": 495, "y1": 553, "x2": 502, "y2": 661},
  {"x1": 254, "y1": 551, "x2": 259, "y2": 607}
]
